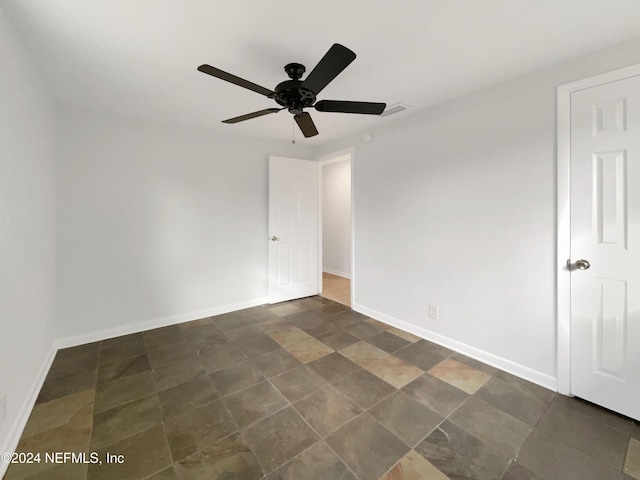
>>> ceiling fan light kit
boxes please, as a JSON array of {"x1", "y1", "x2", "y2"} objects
[{"x1": 197, "y1": 43, "x2": 386, "y2": 138}]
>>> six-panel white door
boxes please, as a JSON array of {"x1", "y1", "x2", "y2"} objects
[
  {"x1": 268, "y1": 156, "x2": 318, "y2": 304},
  {"x1": 570, "y1": 74, "x2": 640, "y2": 420}
]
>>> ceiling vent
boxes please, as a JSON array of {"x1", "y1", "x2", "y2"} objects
[{"x1": 381, "y1": 102, "x2": 411, "y2": 117}]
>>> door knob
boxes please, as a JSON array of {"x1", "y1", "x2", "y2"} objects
[
  {"x1": 575, "y1": 259, "x2": 590, "y2": 270},
  {"x1": 271, "y1": 236, "x2": 279, "y2": 241},
  {"x1": 567, "y1": 259, "x2": 591, "y2": 270}
]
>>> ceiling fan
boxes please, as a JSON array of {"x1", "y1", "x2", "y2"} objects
[{"x1": 197, "y1": 44, "x2": 386, "y2": 138}]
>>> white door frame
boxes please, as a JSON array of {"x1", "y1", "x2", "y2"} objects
[
  {"x1": 316, "y1": 147, "x2": 355, "y2": 306},
  {"x1": 556, "y1": 63, "x2": 640, "y2": 395}
]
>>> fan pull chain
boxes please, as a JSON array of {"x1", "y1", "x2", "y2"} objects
[{"x1": 291, "y1": 117, "x2": 296, "y2": 144}]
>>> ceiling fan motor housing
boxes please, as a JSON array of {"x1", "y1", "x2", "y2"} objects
[{"x1": 275, "y1": 63, "x2": 316, "y2": 114}]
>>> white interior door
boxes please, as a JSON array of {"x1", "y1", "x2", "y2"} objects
[
  {"x1": 268, "y1": 156, "x2": 318, "y2": 304},
  {"x1": 569, "y1": 74, "x2": 640, "y2": 420}
]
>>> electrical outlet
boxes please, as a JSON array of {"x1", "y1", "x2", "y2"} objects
[
  {"x1": 428, "y1": 304, "x2": 439, "y2": 320},
  {"x1": 0, "y1": 394, "x2": 6, "y2": 426}
]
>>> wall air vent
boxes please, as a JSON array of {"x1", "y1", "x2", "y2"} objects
[{"x1": 380, "y1": 102, "x2": 411, "y2": 117}]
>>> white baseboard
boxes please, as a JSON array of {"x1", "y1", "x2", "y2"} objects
[
  {"x1": 322, "y1": 268, "x2": 351, "y2": 279},
  {"x1": 56, "y1": 297, "x2": 268, "y2": 349},
  {"x1": 352, "y1": 302, "x2": 558, "y2": 392},
  {"x1": 0, "y1": 344, "x2": 57, "y2": 479}
]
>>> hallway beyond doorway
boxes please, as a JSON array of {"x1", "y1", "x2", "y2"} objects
[{"x1": 321, "y1": 272, "x2": 350, "y2": 306}]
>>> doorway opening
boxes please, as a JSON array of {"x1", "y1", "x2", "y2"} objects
[{"x1": 318, "y1": 149, "x2": 354, "y2": 307}]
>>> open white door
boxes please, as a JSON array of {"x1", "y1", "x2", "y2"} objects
[
  {"x1": 268, "y1": 156, "x2": 319, "y2": 304},
  {"x1": 569, "y1": 73, "x2": 640, "y2": 420}
]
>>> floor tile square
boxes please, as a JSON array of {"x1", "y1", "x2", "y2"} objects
[
  {"x1": 47, "y1": 350, "x2": 100, "y2": 379},
  {"x1": 97, "y1": 353, "x2": 151, "y2": 385},
  {"x1": 448, "y1": 396, "x2": 531, "y2": 457},
  {"x1": 270, "y1": 365, "x2": 328, "y2": 402},
  {"x1": 415, "y1": 420, "x2": 511, "y2": 480},
  {"x1": 252, "y1": 348, "x2": 301, "y2": 378},
  {"x1": 269, "y1": 325, "x2": 314, "y2": 347},
  {"x1": 268, "y1": 441, "x2": 356, "y2": 480},
  {"x1": 369, "y1": 391, "x2": 443, "y2": 447},
  {"x1": 326, "y1": 413, "x2": 409, "y2": 480},
  {"x1": 94, "y1": 371, "x2": 155, "y2": 414},
  {"x1": 341, "y1": 320, "x2": 384, "y2": 339},
  {"x1": 501, "y1": 462, "x2": 545, "y2": 480},
  {"x1": 307, "y1": 303, "x2": 349, "y2": 318},
  {"x1": 21, "y1": 389, "x2": 95, "y2": 440},
  {"x1": 269, "y1": 303, "x2": 302, "y2": 317},
  {"x1": 179, "y1": 316, "x2": 213, "y2": 330},
  {"x1": 144, "y1": 331, "x2": 188, "y2": 351},
  {"x1": 427, "y1": 358, "x2": 491, "y2": 394},
  {"x1": 165, "y1": 400, "x2": 238, "y2": 461},
  {"x1": 402, "y1": 374, "x2": 468, "y2": 417},
  {"x1": 242, "y1": 407, "x2": 319, "y2": 473},
  {"x1": 91, "y1": 394, "x2": 163, "y2": 450},
  {"x1": 236, "y1": 335, "x2": 282, "y2": 358},
  {"x1": 326, "y1": 310, "x2": 367, "y2": 328},
  {"x1": 197, "y1": 344, "x2": 247, "y2": 373},
  {"x1": 145, "y1": 467, "x2": 176, "y2": 480},
  {"x1": 101, "y1": 333, "x2": 144, "y2": 351},
  {"x1": 36, "y1": 369, "x2": 98, "y2": 405},
  {"x1": 5, "y1": 462, "x2": 89, "y2": 480},
  {"x1": 361, "y1": 355, "x2": 424, "y2": 389},
  {"x1": 285, "y1": 338, "x2": 334, "y2": 363},
  {"x1": 152, "y1": 356, "x2": 204, "y2": 391},
  {"x1": 285, "y1": 311, "x2": 336, "y2": 336},
  {"x1": 333, "y1": 369, "x2": 395, "y2": 410},
  {"x1": 208, "y1": 361, "x2": 264, "y2": 395},
  {"x1": 306, "y1": 352, "x2": 363, "y2": 384},
  {"x1": 173, "y1": 433, "x2": 263, "y2": 480},
  {"x1": 449, "y1": 352, "x2": 498, "y2": 375},
  {"x1": 537, "y1": 399, "x2": 630, "y2": 469},
  {"x1": 365, "y1": 331, "x2": 411, "y2": 354},
  {"x1": 315, "y1": 330, "x2": 359, "y2": 350},
  {"x1": 625, "y1": 438, "x2": 640, "y2": 479},
  {"x1": 146, "y1": 342, "x2": 196, "y2": 369},
  {"x1": 157, "y1": 374, "x2": 219, "y2": 420},
  {"x1": 386, "y1": 327, "x2": 421, "y2": 343},
  {"x1": 552, "y1": 394, "x2": 634, "y2": 435},
  {"x1": 474, "y1": 374, "x2": 554, "y2": 427},
  {"x1": 339, "y1": 341, "x2": 388, "y2": 365},
  {"x1": 517, "y1": 429, "x2": 621, "y2": 480},
  {"x1": 293, "y1": 385, "x2": 361, "y2": 437},
  {"x1": 380, "y1": 450, "x2": 450, "y2": 480},
  {"x1": 87, "y1": 425, "x2": 172, "y2": 480},
  {"x1": 225, "y1": 381, "x2": 289, "y2": 428},
  {"x1": 393, "y1": 342, "x2": 450, "y2": 372}
]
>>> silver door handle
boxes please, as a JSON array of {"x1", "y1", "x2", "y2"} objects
[
  {"x1": 575, "y1": 259, "x2": 591, "y2": 270},
  {"x1": 567, "y1": 259, "x2": 591, "y2": 270},
  {"x1": 271, "y1": 236, "x2": 279, "y2": 241}
]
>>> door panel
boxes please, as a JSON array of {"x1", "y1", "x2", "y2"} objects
[
  {"x1": 268, "y1": 156, "x2": 318, "y2": 304},
  {"x1": 570, "y1": 75, "x2": 640, "y2": 420}
]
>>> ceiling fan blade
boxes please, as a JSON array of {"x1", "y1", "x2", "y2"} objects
[
  {"x1": 222, "y1": 108, "x2": 283, "y2": 124},
  {"x1": 301, "y1": 44, "x2": 356, "y2": 95},
  {"x1": 314, "y1": 100, "x2": 386, "y2": 115},
  {"x1": 198, "y1": 64, "x2": 275, "y2": 98},
  {"x1": 294, "y1": 112, "x2": 319, "y2": 138}
]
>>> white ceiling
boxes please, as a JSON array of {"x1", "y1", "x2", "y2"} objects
[{"x1": 4, "y1": 0, "x2": 640, "y2": 145}]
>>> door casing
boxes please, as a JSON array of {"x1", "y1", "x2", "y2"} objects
[{"x1": 556, "y1": 62, "x2": 640, "y2": 395}]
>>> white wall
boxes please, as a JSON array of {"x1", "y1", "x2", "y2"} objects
[
  {"x1": 0, "y1": 6, "x2": 57, "y2": 462},
  {"x1": 322, "y1": 157, "x2": 351, "y2": 278},
  {"x1": 56, "y1": 108, "x2": 311, "y2": 341},
  {"x1": 314, "y1": 37, "x2": 640, "y2": 388}
]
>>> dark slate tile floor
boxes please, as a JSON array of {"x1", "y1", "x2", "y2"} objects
[{"x1": 4, "y1": 296, "x2": 640, "y2": 480}]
